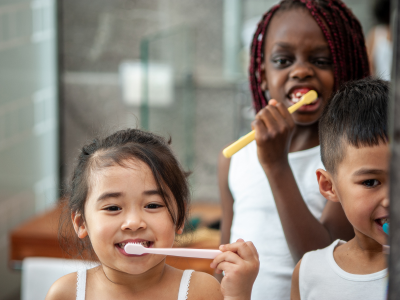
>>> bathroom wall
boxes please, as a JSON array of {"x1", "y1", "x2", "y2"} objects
[{"x1": 0, "y1": 0, "x2": 58, "y2": 299}]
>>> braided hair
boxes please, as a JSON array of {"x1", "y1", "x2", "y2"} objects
[{"x1": 249, "y1": 0, "x2": 370, "y2": 112}]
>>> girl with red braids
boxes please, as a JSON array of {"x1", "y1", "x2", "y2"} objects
[{"x1": 218, "y1": 0, "x2": 370, "y2": 299}]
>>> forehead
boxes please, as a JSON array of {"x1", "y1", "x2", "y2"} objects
[
  {"x1": 88, "y1": 159, "x2": 156, "y2": 192},
  {"x1": 265, "y1": 8, "x2": 328, "y2": 52},
  {"x1": 337, "y1": 142, "x2": 390, "y2": 175}
]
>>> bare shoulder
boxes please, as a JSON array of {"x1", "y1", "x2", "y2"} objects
[
  {"x1": 45, "y1": 272, "x2": 77, "y2": 300},
  {"x1": 188, "y1": 271, "x2": 223, "y2": 300},
  {"x1": 290, "y1": 259, "x2": 302, "y2": 300}
]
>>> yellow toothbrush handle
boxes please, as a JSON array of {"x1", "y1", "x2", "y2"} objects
[
  {"x1": 222, "y1": 90, "x2": 317, "y2": 158},
  {"x1": 222, "y1": 131, "x2": 256, "y2": 158}
]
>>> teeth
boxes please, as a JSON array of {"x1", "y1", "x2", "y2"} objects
[
  {"x1": 121, "y1": 241, "x2": 150, "y2": 248},
  {"x1": 378, "y1": 218, "x2": 389, "y2": 225}
]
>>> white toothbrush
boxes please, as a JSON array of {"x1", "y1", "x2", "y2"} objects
[{"x1": 124, "y1": 243, "x2": 222, "y2": 259}]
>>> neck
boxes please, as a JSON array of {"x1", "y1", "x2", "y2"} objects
[
  {"x1": 99, "y1": 259, "x2": 166, "y2": 293},
  {"x1": 350, "y1": 230, "x2": 385, "y2": 255},
  {"x1": 289, "y1": 122, "x2": 320, "y2": 152}
]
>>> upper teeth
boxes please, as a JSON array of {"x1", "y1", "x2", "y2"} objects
[
  {"x1": 119, "y1": 241, "x2": 149, "y2": 248},
  {"x1": 380, "y1": 218, "x2": 389, "y2": 225}
]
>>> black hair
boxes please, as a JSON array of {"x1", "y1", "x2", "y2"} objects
[
  {"x1": 373, "y1": 0, "x2": 390, "y2": 25},
  {"x1": 319, "y1": 77, "x2": 389, "y2": 174},
  {"x1": 59, "y1": 128, "x2": 190, "y2": 259}
]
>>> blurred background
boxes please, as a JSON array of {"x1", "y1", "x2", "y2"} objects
[{"x1": 0, "y1": 0, "x2": 388, "y2": 299}]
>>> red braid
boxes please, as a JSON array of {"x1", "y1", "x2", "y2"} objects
[{"x1": 249, "y1": 0, "x2": 370, "y2": 113}]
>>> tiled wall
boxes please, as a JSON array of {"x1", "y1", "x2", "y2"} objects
[{"x1": 0, "y1": 0, "x2": 58, "y2": 299}]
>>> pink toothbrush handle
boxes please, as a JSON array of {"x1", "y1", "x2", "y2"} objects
[{"x1": 147, "y1": 248, "x2": 222, "y2": 259}]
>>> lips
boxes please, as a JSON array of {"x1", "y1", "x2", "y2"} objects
[
  {"x1": 115, "y1": 239, "x2": 154, "y2": 256},
  {"x1": 286, "y1": 87, "x2": 321, "y2": 112}
]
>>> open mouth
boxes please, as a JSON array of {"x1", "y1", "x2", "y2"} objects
[
  {"x1": 288, "y1": 88, "x2": 319, "y2": 105},
  {"x1": 375, "y1": 217, "x2": 389, "y2": 227}
]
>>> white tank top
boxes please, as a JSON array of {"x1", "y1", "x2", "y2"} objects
[
  {"x1": 76, "y1": 269, "x2": 194, "y2": 300},
  {"x1": 229, "y1": 141, "x2": 326, "y2": 300},
  {"x1": 300, "y1": 240, "x2": 388, "y2": 300}
]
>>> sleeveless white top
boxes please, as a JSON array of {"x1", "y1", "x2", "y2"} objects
[
  {"x1": 300, "y1": 240, "x2": 388, "y2": 300},
  {"x1": 76, "y1": 269, "x2": 194, "y2": 300},
  {"x1": 229, "y1": 141, "x2": 326, "y2": 299}
]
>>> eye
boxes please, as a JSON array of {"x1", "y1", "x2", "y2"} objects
[
  {"x1": 362, "y1": 179, "x2": 380, "y2": 188},
  {"x1": 271, "y1": 57, "x2": 293, "y2": 68},
  {"x1": 312, "y1": 58, "x2": 332, "y2": 68},
  {"x1": 145, "y1": 203, "x2": 163, "y2": 209},
  {"x1": 104, "y1": 205, "x2": 121, "y2": 211}
]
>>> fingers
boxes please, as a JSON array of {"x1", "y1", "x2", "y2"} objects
[
  {"x1": 253, "y1": 99, "x2": 294, "y2": 137},
  {"x1": 210, "y1": 250, "x2": 243, "y2": 269},
  {"x1": 221, "y1": 240, "x2": 259, "y2": 260},
  {"x1": 210, "y1": 239, "x2": 259, "y2": 270}
]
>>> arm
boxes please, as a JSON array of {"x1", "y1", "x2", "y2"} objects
[
  {"x1": 290, "y1": 259, "x2": 302, "y2": 300},
  {"x1": 366, "y1": 27, "x2": 376, "y2": 75},
  {"x1": 215, "y1": 151, "x2": 234, "y2": 281},
  {"x1": 253, "y1": 100, "x2": 353, "y2": 262}
]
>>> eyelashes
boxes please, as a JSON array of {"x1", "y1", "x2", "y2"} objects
[
  {"x1": 362, "y1": 179, "x2": 380, "y2": 188},
  {"x1": 102, "y1": 203, "x2": 164, "y2": 211}
]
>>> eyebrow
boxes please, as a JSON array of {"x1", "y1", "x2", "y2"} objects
[
  {"x1": 96, "y1": 189, "x2": 162, "y2": 202},
  {"x1": 143, "y1": 189, "x2": 162, "y2": 196},
  {"x1": 272, "y1": 43, "x2": 330, "y2": 52},
  {"x1": 352, "y1": 168, "x2": 386, "y2": 176},
  {"x1": 97, "y1": 192, "x2": 122, "y2": 202}
]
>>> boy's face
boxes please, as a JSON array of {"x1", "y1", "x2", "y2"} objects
[{"x1": 319, "y1": 142, "x2": 390, "y2": 246}]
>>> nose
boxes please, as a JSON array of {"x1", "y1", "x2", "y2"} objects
[
  {"x1": 289, "y1": 61, "x2": 314, "y2": 80},
  {"x1": 381, "y1": 196, "x2": 389, "y2": 208},
  {"x1": 121, "y1": 210, "x2": 147, "y2": 231}
]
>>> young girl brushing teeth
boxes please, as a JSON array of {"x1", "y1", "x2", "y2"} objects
[{"x1": 46, "y1": 129, "x2": 259, "y2": 300}]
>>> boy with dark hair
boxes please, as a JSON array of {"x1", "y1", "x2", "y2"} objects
[{"x1": 291, "y1": 77, "x2": 389, "y2": 300}]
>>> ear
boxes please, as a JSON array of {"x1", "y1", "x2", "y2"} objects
[
  {"x1": 260, "y1": 63, "x2": 268, "y2": 91},
  {"x1": 176, "y1": 224, "x2": 184, "y2": 235},
  {"x1": 71, "y1": 211, "x2": 88, "y2": 239},
  {"x1": 316, "y1": 169, "x2": 340, "y2": 203}
]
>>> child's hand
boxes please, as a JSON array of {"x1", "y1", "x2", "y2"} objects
[
  {"x1": 210, "y1": 239, "x2": 259, "y2": 300},
  {"x1": 252, "y1": 99, "x2": 295, "y2": 168}
]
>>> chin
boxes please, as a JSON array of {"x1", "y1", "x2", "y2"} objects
[{"x1": 293, "y1": 117, "x2": 320, "y2": 127}]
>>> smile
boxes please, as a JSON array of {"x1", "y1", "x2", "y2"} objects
[
  {"x1": 115, "y1": 239, "x2": 154, "y2": 256},
  {"x1": 118, "y1": 240, "x2": 152, "y2": 249}
]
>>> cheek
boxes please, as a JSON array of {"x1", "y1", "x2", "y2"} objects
[
  {"x1": 86, "y1": 215, "x2": 117, "y2": 247},
  {"x1": 344, "y1": 196, "x2": 374, "y2": 228},
  {"x1": 320, "y1": 70, "x2": 334, "y2": 96},
  {"x1": 152, "y1": 214, "x2": 177, "y2": 246}
]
